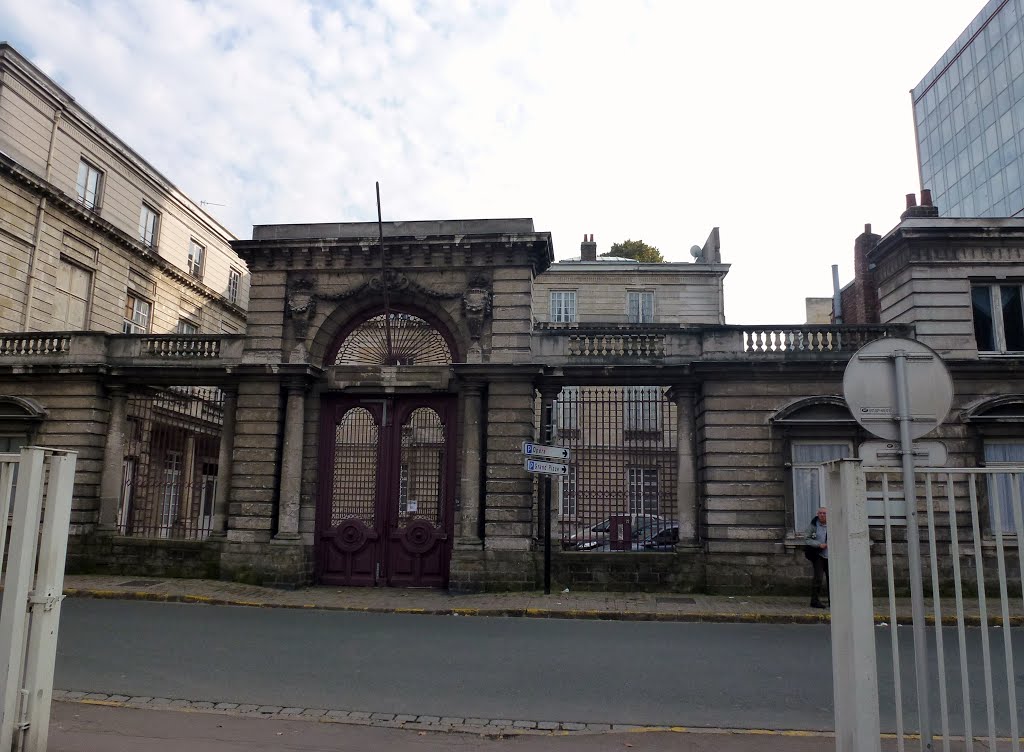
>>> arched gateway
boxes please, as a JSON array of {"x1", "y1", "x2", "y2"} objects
[{"x1": 318, "y1": 311, "x2": 457, "y2": 587}]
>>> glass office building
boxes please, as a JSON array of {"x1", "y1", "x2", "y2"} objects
[{"x1": 913, "y1": 0, "x2": 1024, "y2": 217}]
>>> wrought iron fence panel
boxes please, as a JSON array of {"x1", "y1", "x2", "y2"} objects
[
  {"x1": 548, "y1": 386, "x2": 678, "y2": 552},
  {"x1": 119, "y1": 386, "x2": 224, "y2": 540}
]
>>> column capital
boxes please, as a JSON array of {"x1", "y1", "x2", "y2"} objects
[
  {"x1": 665, "y1": 385, "x2": 697, "y2": 405},
  {"x1": 535, "y1": 383, "x2": 561, "y2": 401},
  {"x1": 461, "y1": 380, "x2": 485, "y2": 397}
]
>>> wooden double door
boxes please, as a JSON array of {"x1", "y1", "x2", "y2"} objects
[{"x1": 316, "y1": 395, "x2": 455, "y2": 587}]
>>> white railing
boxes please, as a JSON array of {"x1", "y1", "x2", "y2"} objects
[
  {"x1": 0, "y1": 447, "x2": 78, "y2": 752},
  {"x1": 828, "y1": 460, "x2": 1024, "y2": 752}
]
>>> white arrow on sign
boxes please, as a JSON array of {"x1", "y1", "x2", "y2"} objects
[
  {"x1": 522, "y1": 442, "x2": 571, "y2": 461},
  {"x1": 524, "y1": 458, "x2": 570, "y2": 476}
]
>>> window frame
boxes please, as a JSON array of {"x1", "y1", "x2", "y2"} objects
[
  {"x1": 75, "y1": 159, "x2": 104, "y2": 210},
  {"x1": 627, "y1": 290, "x2": 655, "y2": 324},
  {"x1": 122, "y1": 292, "x2": 152, "y2": 334},
  {"x1": 54, "y1": 256, "x2": 92, "y2": 330},
  {"x1": 972, "y1": 282, "x2": 1024, "y2": 353},
  {"x1": 982, "y1": 439, "x2": 1024, "y2": 535},
  {"x1": 550, "y1": 290, "x2": 577, "y2": 323},
  {"x1": 227, "y1": 268, "x2": 241, "y2": 304},
  {"x1": 559, "y1": 465, "x2": 577, "y2": 517},
  {"x1": 624, "y1": 386, "x2": 661, "y2": 433},
  {"x1": 138, "y1": 203, "x2": 160, "y2": 249},
  {"x1": 626, "y1": 466, "x2": 659, "y2": 516},
  {"x1": 187, "y1": 240, "x2": 206, "y2": 279},
  {"x1": 177, "y1": 319, "x2": 199, "y2": 335},
  {"x1": 789, "y1": 439, "x2": 853, "y2": 533}
]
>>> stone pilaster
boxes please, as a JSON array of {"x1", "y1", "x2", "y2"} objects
[
  {"x1": 275, "y1": 380, "x2": 305, "y2": 540},
  {"x1": 457, "y1": 381, "x2": 484, "y2": 546},
  {"x1": 209, "y1": 387, "x2": 237, "y2": 537},
  {"x1": 483, "y1": 380, "x2": 535, "y2": 549},
  {"x1": 96, "y1": 386, "x2": 127, "y2": 532},
  {"x1": 669, "y1": 387, "x2": 699, "y2": 546}
]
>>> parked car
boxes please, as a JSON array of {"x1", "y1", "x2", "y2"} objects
[
  {"x1": 641, "y1": 525, "x2": 679, "y2": 550},
  {"x1": 564, "y1": 514, "x2": 666, "y2": 551}
]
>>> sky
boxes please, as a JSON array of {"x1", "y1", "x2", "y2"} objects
[{"x1": 0, "y1": 0, "x2": 986, "y2": 324}]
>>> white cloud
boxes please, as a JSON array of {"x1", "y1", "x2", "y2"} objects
[{"x1": 0, "y1": 0, "x2": 985, "y2": 323}]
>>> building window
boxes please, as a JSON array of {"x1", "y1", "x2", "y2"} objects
[
  {"x1": 628, "y1": 291, "x2": 655, "y2": 323},
  {"x1": 138, "y1": 203, "x2": 159, "y2": 248},
  {"x1": 983, "y1": 441, "x2": 1024, "y2": 534},
  {"x1": 187, "y1": 240, "x2": 205, "y2": 279},
  {"x1": 123, "y1": 293, "x2": 152, "y2": 334},
  {"x1": 54, "y1": 258, "x2": 91, "y2": 330},
  {"x1": 560, "y1": 465, "x2": 577, "y2": 517},
  {"x1": 177, "y1": 319, "x2": 199, "y2": 335},
  {"x1": 550, "y1": 291, "x2": 577, "y2": 323},
  {"x1": 228, "y1": 268, "x2": 241, "y2": 304},
  {"x1": 972, "y1": 283, "x2": 1024, "y2": 352},
  {"x1": 624, "y1": 386, "x2": 661, "y2": 432},
  {"x1": 791, "y1": 442, "x2": 851, "y2": 531},
  {"x1": 75, "y1": 159, "x2": 103, "y2": 210},
  {"x1": 627, "y1": 466, "x2": 659, "y2": 516}
]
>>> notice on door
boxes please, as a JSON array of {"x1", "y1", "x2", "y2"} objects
[{"x1": 407, "y1": 499, "x2": 418, "y2": 512}]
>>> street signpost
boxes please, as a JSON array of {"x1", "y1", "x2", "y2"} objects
[
  {"x1": 523, "y1": 435, "x2": 572, "y2": 595},
  {"x1": 522, "y1": 442, "x2": 570, "y2": 461},
  {"x1": 859, "y1": 440, "x2": 947, "y2": 468},
  {"x1": 843, "y1": 337, "x2": 953, "y2": 752},
  {"x1": 524, "y1": 458, "x2": 570, "y2": 475}
]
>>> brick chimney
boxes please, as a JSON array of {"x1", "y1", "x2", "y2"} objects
[
  {"x1": 900, "y1": 190, "x2": 939, "y2": 219},
  {"x1": 839, "y1": 223, "x2": 881, "y2": 324},
  {"x1": 580, "y1": 234, "x2": 596, "y2": 261}
]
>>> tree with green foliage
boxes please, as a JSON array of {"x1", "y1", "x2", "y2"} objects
[{"x1": 601, "y1": 239, "x2": 664, "y2": 263}]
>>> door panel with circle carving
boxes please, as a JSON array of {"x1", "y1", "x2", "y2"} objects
[{"x1": 317, "y1": 396, "x2": 455, "y2": 587}]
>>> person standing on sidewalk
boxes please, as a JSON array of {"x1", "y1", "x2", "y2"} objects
[{"x1": 803, "y1": 507, "x2": 829, "y2": 608}]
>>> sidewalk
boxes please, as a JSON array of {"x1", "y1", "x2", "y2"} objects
[{"x1": 61, "y1": 573, "x2": 1023, "y2": 625}]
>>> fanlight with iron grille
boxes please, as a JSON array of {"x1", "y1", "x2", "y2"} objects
[{"x1": 334, "y1": 313, "x2": 452, "y2": 366}]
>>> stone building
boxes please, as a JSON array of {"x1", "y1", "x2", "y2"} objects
[{"x1": 0, "y1": 42, "x2": 1020, "y2": 593}]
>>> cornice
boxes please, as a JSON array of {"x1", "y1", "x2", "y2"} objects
[{"x1": 0, "y1": 154, "x2": 245, "y2": 320}]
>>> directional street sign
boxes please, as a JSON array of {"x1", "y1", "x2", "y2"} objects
[
  {"x1": 521, "y1": 442, "x2": 571, "y2": 461},
  {"x1": 524, "y1": 458, "x2": 570, "y2": 476}
]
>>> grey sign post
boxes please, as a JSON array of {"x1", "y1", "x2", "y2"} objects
[
  {"x1": 844, "y1": 337, "x2": 953, "y2": 752},
  {"x1": 524, "y1": 422, "x2": 572, "y2": 595}
]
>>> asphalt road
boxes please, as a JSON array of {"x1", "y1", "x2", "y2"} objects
[{"x1": 53, "y1": 599, "x2": 1022, "y2": 733}]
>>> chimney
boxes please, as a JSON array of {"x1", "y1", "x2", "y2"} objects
[
  {"x1": 901, "y1": 190, "x2": 939, "y2": 219},
  {"x1": 580, "y1": 233, "x2": 597, "y2": 261}
]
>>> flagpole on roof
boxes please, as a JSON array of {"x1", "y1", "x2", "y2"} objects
[{"x1": 376, "y1": 181, "x2": 394, "y2": 363}]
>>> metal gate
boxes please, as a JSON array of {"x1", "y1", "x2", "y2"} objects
[
  {"x1": 120, "y1": 386, "x2": 224, "y2": 539},
  {"x1": 316, "y1": 395, "x2": 455, "y2": 587},
  {"x1": 827, "y1": 460, "x2": 1024, "y2": 752}
]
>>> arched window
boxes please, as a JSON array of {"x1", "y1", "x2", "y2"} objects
[
  {"x1": 771, "y1": 397, "x2": 858, "y2": 533},
  {"x1": 333, "y1": 312, "x2": 453, "y2": 366}
]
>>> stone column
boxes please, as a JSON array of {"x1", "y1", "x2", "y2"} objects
[
  {"x1": 97, "y1": 386, "x2": 127, "y2": 532},
  {"x1": 670, "y1": 387, "x2": 699, "y2": 545},
  {"x1": 209, "y1": 387, "x2": 237, "y2": 537},
  {"x1": 275, "y1": 380, "x2": 305, "y2": 540},
  {"x1": 457, "y1": 382, "x2": 484, "y2": 546}
]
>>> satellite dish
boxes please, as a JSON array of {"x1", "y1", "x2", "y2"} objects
[{"x1": 689, "y1": 245, "x2": 703, "y2": 260}]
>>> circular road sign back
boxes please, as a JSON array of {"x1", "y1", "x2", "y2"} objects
[{"x1": 843, "y1": 337, "x2": 953, "y2": 442}]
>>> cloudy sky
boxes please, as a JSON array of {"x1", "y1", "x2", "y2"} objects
[{"x1": 1, "y1": 0, "x2": 983, "y2": 324}]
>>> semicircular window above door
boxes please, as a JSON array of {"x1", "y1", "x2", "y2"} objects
[{"x1": 334, "y1": 313, "x2": 452, "y2": 366}]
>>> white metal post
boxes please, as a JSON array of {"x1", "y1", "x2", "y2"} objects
[
  {"x1": 894, "y1": 351, "x2": 933, "y2": 751},
  {"x1": 827, "y1": 458, "x2": 881, "y2": 752},
  {"x1": 0, "y1": 448, "x2": 46, "y2": 751},
  {"x1": 0, "y1": 453, "x2": 17, "y2": 571},
  {"x1": 21, "y1": 450, "x2": 77, "y2": 752}
]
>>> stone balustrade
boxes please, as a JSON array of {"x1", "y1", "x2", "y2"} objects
[
  {"x1": 533, "y1": 323, "x2": 914, "y2": 364},
  {"x1": 0, "y1": 333, "x2": 245, "y2": 372}
]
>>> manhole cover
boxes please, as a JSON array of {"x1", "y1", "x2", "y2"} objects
[
  {"x1": 656, "y1": 597, "x2": 696, "y2": 605},
  {"x1": 119, "y1": 580, "x2": 162, "y2": 588}
]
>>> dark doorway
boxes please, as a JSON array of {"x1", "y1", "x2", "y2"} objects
[{"x1": 316, "y1": 394, "x2": 455, "y2": 587}]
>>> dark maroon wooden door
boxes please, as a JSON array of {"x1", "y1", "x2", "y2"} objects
[{"x1": 317, "y1": 395, "x2": 455, "y2": 588}]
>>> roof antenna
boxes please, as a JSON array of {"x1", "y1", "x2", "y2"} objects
[{"x1": 199, "y1": 200, "x2": 226, "y2": 207}]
